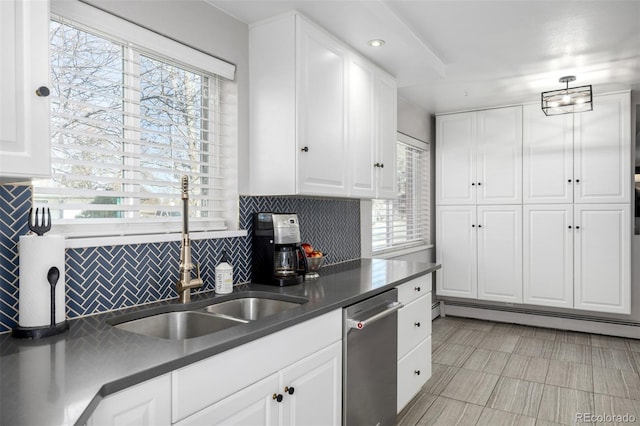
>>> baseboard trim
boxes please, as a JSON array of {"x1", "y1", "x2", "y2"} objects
[
  {"x1": 437, "y1": 301, "x2": 640, "y2": 339},
  {"x1": 431, "y1": 301, "x2": 440, "y2": 321}
]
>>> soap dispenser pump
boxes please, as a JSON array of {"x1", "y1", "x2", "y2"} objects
[{"x1": 215, "y1": 251, "x2": 233, "y2": 294}]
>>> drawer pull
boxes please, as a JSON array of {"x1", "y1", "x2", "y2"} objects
[
  {"x1": 414, "y1": 370, "x2": 421, "y2": 376},
  {"x1": 272, "y1": 393, "x2": 283, "y2": 403},
  {"x1": 414, "y1": 286, "x2": 421, "y2": 292},
  {"x1": 284, "y1": 386, "x2": 295, "y2": 395},
  {"x1": 414, "y1": 322, "x2": 421, "y2": 327}
]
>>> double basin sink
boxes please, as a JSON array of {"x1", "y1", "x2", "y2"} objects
[{"x1": 109, "y1": 296, "x2": 307, "y2": 340}]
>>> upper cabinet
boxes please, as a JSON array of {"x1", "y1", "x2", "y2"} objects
[
  {"x1": 0, "y1": 0, "x2": 51, "y2": 183},
  {"x1": 436, "y1": 106, "x2": 522, "y2": 205},
  {"x1": 523, "y1": 92, "x2": 631, "y2": 204},
  {"x1": 249, "y1": 13, "x2": 397, "y2": 198}
]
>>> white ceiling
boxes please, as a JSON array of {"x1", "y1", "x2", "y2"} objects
[{"x1": 208, "y1": 0, "x2": 640, "y2": 115}]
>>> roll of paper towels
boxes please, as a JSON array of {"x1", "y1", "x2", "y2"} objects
[{"x1": 18, "y1": 235, "x2": 65, "y2": 327}]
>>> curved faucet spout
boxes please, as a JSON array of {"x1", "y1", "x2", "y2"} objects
[{"x1": 176, "y1": 175, "x2": 203, "y2": 303}]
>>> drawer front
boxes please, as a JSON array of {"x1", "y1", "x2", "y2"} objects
[
  {"x1": 397, "y1": 336, "x2": 431, "y2": 413},
  {"x1": 398, "y1": 293, "x2": 431, "y2": 359},
  {"x1": 397, "y1": 273, "x2": 431, "y2": 305}
]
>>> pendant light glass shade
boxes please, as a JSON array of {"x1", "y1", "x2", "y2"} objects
[{"x1": 541, "y1": 76, "x2": 593, "y2": 116}]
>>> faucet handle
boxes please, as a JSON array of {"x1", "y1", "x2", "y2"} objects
[{"x1": 195, "y1": 263, "x2": 201, "y2": 279}]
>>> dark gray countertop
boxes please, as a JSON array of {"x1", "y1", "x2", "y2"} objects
[{"x1": 0, "y1": 258, "x2": 439, "y2": 426}]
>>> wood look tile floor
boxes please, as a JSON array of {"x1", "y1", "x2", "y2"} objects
[{"x1": 397, "y1": 316, "x2": 640, "y2": 426}]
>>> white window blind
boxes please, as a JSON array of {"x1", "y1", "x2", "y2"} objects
[
  {"x1": 372, "y1": 134, "x2": 430, "y2": 253},
  {"x1": 34, "y1": 17, "x2": 235, "y2": 238}
]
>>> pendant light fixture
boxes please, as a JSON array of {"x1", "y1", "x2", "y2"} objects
[{"x1": 541, "y1": 76, "x2": 593, "y2": 116}]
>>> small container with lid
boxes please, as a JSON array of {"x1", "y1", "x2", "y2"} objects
[{"x1": 215, "y1": 251, "x2": 233, "y2": 294}]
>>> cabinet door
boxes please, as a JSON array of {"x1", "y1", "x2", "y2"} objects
[
  {"x1": 574, "y1": 204, "x2": 631, "y2": 314},
  {"x1": 436, "y1": 206, "x2": 477, "y2": 298},
  {"x1": 347, "y1": 54, "x2": 376, "y2": 198},
  {"x1": 574, "y1": 93, "x2": 631, "y2": 204},
  {"x1": 280, "y1": 341, "x2": 342, "y2": 426},
  {"x1": 397, "y1": 337, "x2": 431, "y2": 414},
  {"x1": 523, "y1": 205, "x2": 573, "y2": 308},
  {"x1": 522, "y1": 104, "x2": 574, "y2": 203},
  {"x1": 477, "y1": 205, "x2": 523, "y2": 303},
  {"x1": 476, "y1": 106, "x2": 523, "y2": 204},
  {"x1": 436, "y1": 113, "x2": 477, "y2": 205},
  {"x1": 175, "y1": 374, "x2": 279, "y2": 426},
  {"x1": 398, "y1": 293, "x2": 431, "y2": 359},
  {"x1": 87, "y1": 374, "x2": 171, "y2": 426},
  {"x1": 375, "y1": 70, "x2": 398, "y2": 199},
  {"x1": 296, "y1": 17, "x2": 347, "y2": 196},
  {"x1": 0, "y1": 0, "x2": 50, "y2": 182}
]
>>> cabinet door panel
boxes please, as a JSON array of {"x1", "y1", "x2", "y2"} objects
[
  {"x1": 523, "y1": 205, "x2": 573, "y2": 308},
  {"x1": 436, "y1": 206, "x2": 477, "y2": 298},
  {"x1": 175, "y1": 374, "x2": 279, "y2": 426},
  {"x1": 280, "y1": 341, "x2": 342, "y2": 426},
  {"x1": 574, "y1": 93, "x2": 631, "y2": 204},
  {"x1": 477, "y1": 205, "x2": 522, "y2": 303},
  {"x1": 397, "y1": 337, "x2": 431, "y2": 414},
  {"x1": 296, "y1": 18, "x2": 347, "y2": 196},
  {"x1": 476, "y1": 106, "x2": 522, "y2": 204},
  {"x1": 376, "y1": 71, "x2": 397, "y2": 198},
  {"x1": 0, "y1": 0, "x2": 50, "y2": 181},
  {"x1": 347, "y1": 54, "x2": 375, "y2": 197},
  {"x1": 436, "y1": 113, "x2": 476, "y2": 205},
  {"x1": 397, "y1": 293, "x2": 431, "y2": 360},
  {"x1": 522, "y1": 105, "x2": 573, "y2": 203},
  {"x1": 574, "y1": 204, "x2": 630, "y2": 314},
  {"x1": 88, "y1": 374, "x2": 171, "y2": 426}
]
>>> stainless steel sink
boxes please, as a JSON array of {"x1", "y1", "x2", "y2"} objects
[
  {"x1": 203, "y1": 297, "x2": 303, "y2": 321},
  {"x1": 113, "y1": 311, "x2": 245, "y2": 340}
]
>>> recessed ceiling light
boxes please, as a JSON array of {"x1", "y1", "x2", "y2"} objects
[{"x1": 368, "y1": 39, "x2": 385, "y2": 48}]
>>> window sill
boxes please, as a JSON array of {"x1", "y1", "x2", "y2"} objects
[
  {"x1": 372, "y1": 244, "x2": 434, "y2": 260},
  {"x1": 64, "y1": 230, "x2": 248, "y2": 249}
]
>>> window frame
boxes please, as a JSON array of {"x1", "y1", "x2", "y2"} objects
[
  {"x1": 39, "y1": 1, "x2": 240, "y2": 247},
  {"x1": 371, "y1": 132, "x2": 432, "y2": 257}
]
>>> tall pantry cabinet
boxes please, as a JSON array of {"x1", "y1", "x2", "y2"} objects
[
  {"x1": 436, "y1": 106, "x2": 523, "y2": 303},
  {"x1": 522, "y1": 92, "x2": 631, "y2": 314},
  {"x1": 436, "y1": 92, "x2": 632, "y2": 315}
]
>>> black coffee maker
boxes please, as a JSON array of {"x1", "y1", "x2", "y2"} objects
[{"x1": 252, "y1": 212, "x2": 308, "y2": 286}]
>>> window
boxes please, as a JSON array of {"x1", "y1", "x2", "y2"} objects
[
  {"x1": 372, "y1": 133, "x2": 430, "y2": 254},
  {"x1": 34, "y1": 4, "x2": 237, "y2": 238}
]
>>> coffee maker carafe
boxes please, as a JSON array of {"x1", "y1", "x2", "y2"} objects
[{"x1": 252, "y1": 213, "x2": 308, "y2": 286}]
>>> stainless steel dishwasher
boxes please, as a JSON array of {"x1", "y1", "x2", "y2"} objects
[{"x1": 343, "y1": 288, "x2": 402, "y2": 425}]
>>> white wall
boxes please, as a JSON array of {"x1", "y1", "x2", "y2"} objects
[
  {"x1": 80, "y1": 0, "x2": 251, "y2": 194},
  {"x1": 398, "y1": 96, "x2": 431, "y2": 143}
]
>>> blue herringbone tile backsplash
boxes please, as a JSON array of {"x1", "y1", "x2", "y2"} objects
[{"x1": 0, "y1": 187, "x2": 360, "y2": 333}]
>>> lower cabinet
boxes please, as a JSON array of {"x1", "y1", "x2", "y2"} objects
[
  {"x1": 436, "y1": 205, "x2": 523, "y2": 303},
  {"x1": 86, "y1": 374, "x2": 171, "y2": 426},
  {"x1": 176, "y1": 342, "x2": 342, "y2": 426},
  {"x1": 524, "y1": 204, "x2": 631, "y2": 313},
  {"x1": 396, "y1": 274, "x2": 432, "y2": 413}
]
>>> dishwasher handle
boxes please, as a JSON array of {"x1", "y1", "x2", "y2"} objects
[{"x1": 347, "y1": 301, "x2": 403, "y2": 330}]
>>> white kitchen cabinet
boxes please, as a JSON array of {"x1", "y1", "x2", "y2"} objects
[
  {"x1": 574, "y1": 93, "x2": 631, "y2": 204},
  {"x1": 87, "y1": 374, "x2": 171, "y2": 426},
  {"x1": 436, "y1": 206, "x2": 478, "y2": 299},
  {"x1": 172, "y1": 310, "x2": 341, "y2": 424},
  {"x1": 347, "y1": 53, "x2": 397, "y2": 199},
  {"x1": 477, "y1": 205, "x2": 523, "y2": 303},
  {"x1": 280, "y1": 342, "x2": 342, "y2": 426},
  {"x1": 523, "y1": 205, "x2": 574, "y2": 308},
  {"x1": 436, "y1": 205, "x2": 522, "y2": 303},
  {"x1": 174, "y1": 374, "x2": 279, "y2": 426},
  {"x1": 436, "y1": 106, "x2": 522, "y2": 205},
  {"x1": 574, "y1": 204, "x2": 631, "y2": 314},
  {"x1": 523, "y1": 105, "x2": 574, "y2": 204},
  {"x1": 396, "y1": 275, "x2": 432, "y2": 413},
  {"x1": 523, "y1": 93, "x2": 631, "y2": 204},
  {"x1": 296, "y1": 17, "x2": 348, "y2": 196},
  {"x1": 249, "y1": 13, "x2": 397, "y2": 199},
  {"x1": 176, "y1": 342, "x2": 341, "y2": 426},
  {"x1": 523, "y1": 204, "x2": 631, "y2": 314},
  {"x1": 0, "y1": 0, "x2": 51, "y2": 183}
]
